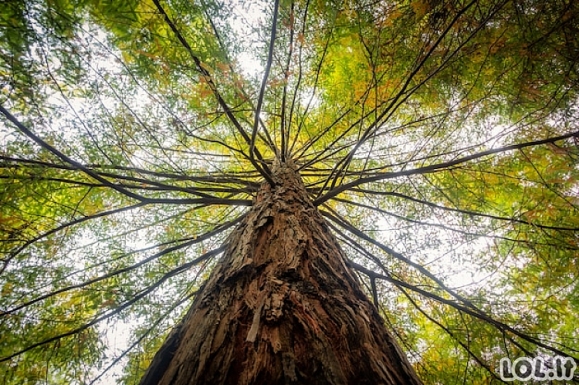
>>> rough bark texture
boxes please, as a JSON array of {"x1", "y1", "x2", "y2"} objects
[{"x1": 140, "y1": 161, "x2": 423, "y2": 385}]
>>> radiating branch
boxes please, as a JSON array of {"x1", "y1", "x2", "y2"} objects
[
  {"x1": 151, "y1": 0, "x2": 274, "y2": 185},
  {"x1": 0, "y1": 246, "x2": 224, "y2": 363},
  {"x1": 314, "y1": 131, "x2": 579, "y2": 205},
  {"x1": 1, "y1": 216, "x2": 242, "y2": 316},
  {"x1": 251, "y1": 0, "x2": 281, "y2": 163}
]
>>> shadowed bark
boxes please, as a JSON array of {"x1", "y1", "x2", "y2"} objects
[{"x1": 139, "y1": 161, "x2": 423, "y2": 385}]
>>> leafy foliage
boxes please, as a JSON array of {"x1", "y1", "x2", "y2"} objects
[{"x1": 1, "y1": 0, "x2": 578, "y2": 383}]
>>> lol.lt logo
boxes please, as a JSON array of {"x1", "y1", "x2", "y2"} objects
[{"x1": 499, "y1": 356, "x2": 576, "y2": 382}]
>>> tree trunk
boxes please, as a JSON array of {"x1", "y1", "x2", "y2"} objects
[{"x1": 139, "y1": 161, "x2": 423, "y2": 385}]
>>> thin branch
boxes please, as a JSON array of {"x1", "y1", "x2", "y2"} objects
[
  {"x1": 0, "y1": 246, "x2": 225, "y2": 363},
  {"x1": 251, "y1": 0, "x2": 281, "y2": 163},
  {"x1": 0, "y1": 104, "x2": 149, "y2": 202},
  {"x1": 400, "y1": 287, "x2": 504, "y2": 383},
  {"x1": 346, "y1": 259, "x2": 579, "y2": 363},
  {"x1": 150, "y1": 0, "x2": 274, "y2": 185},
  {"x1": 1, "y1": 202, "x2": 146, "y2": 275},
  {"x1": 322, "y1": 208, "x2": 479, "y2": 311},
  {"x1": 280, "y1": 0, "x2": 295, "y2": 161},
  {"x1": 1, "y1": 215, "x2": 243, "y2": 316},
  {"x1": 314, "y1": 131, "x2": 579, "y2": 205},
  {"x1": 331, "y1": 0, "x2": 487, "y2": 186},
  {"x1": 88, "y1": 289, "x2": 198, "y2": 384}
]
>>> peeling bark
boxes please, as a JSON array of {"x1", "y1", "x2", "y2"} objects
[{"x1": 140, "y1": 161, "x2": 423, "y2": 385}]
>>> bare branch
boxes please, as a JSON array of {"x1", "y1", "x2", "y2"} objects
[
  {"x1": 314, "y1": 131, "x2": 579, "y2": 205},
  {"x1": 150, "y1": 0, "x2": 274, "y2": 185},
  {"x1": 0, "y1": 246, "x2": 224, "y2": 363}
]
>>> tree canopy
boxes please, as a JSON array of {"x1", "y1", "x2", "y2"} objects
[{"x1": 1, "y1": 0, "x2": 578, "y2": 383}]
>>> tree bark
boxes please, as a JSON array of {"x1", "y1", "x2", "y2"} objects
[{"x1": 139, "y1": 161, "x2": 423, "y2": 385}]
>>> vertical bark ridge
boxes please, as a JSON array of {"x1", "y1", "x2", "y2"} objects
[{"x1": 140, "y1": 160, "x2": 423, "y2": 385}]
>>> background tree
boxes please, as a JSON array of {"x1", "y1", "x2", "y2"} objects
[{"x1": 1, "y1": 0, "x2": 578, "y2": 383}]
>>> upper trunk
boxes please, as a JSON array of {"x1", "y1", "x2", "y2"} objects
[{"x1": 139, "y1": 161, "x2": 423, "y2": 385}]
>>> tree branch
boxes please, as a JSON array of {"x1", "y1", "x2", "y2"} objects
[{"x1": 314, "y1": 131, "x2": 579, "y2": 205}]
